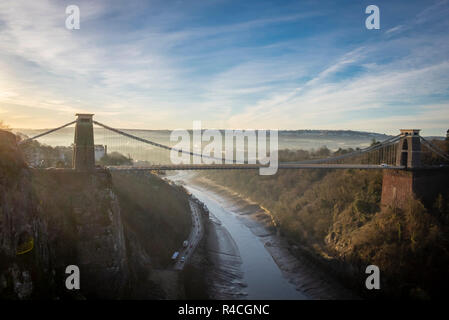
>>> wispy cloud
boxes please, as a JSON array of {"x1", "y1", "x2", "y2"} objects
[
  {"x1": 0, "y1": 0, "x2": 448, "y2": 135},
  {"x1": 227, "y1": 35, "x2": 449, "y2": 134},
  {"x1": 385, "y1": 25, "x2": 405, "y2": 35}
]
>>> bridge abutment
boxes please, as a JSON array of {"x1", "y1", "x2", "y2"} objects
[{"x1": 381, "y1": 169, "x2": 449, "y2": 209}]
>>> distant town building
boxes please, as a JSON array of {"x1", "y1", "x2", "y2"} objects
[
  {"x1": 27, "y1": 149, "x2": 43, "y2": 167},
  {"x1": 94, "y1": 145, "x2": 107, "y2": 161}
]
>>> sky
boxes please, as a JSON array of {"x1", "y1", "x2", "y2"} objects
[{"x1": 0, "y1": 0, "x2": 448, "y2": 135}]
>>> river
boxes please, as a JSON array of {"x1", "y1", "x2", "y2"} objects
[
  {"x1": 167, "y1": 171, "x2": 356, "y2": 300},
  {"x1": 189, "y1": 184, "x2": 306, "y2": 299},
  {"x1": 168, "y1": 171, "x2": 304, "y2": 299}
]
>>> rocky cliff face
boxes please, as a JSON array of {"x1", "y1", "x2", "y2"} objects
[
  {"x1": 31, "y1": 169, "x2": 129, "y2": 299},
  {"x1": 0, "y1": 130, "x2": 37, "y2": 299},
  {"x1": 0, "y1": 130, "x2": 129, "y2": 299}
]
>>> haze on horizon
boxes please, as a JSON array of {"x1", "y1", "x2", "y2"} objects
[{"x1": 0, "y1": 0, "x2": 448, "y2": 135}]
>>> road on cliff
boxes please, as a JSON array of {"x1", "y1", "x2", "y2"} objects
[{"x1": 173, "y1": 200, "x2": 203, "y2": 271}]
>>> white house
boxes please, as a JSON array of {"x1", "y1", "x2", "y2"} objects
[{"x1": 94, "y1": 145, "x2": 107, "y2": 161}]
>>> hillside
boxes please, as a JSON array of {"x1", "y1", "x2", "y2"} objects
[{"x1": 201, "y1": 147, "x2": 449, "y2": 299}]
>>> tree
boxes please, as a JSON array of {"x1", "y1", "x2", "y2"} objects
[
  {"x1": 371, "y1": 138, "x2": 380, "y2": 146},
  {"x1": 0, "y1": 120, "x2": 10, "y2": 131},
  {"x1": 98, "y1": 152, "x2": 133, "y2": 166}
]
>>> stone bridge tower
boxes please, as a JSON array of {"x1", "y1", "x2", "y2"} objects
[
  {"x1": 73, "y1": 113, "x2": 95, "y2": 171},
  {"x1": 381, "y1": 129, "x2": 448, "y2": 209},
  {"x1": 395, "y1": 129, "x2": 421, "y2": 168}
]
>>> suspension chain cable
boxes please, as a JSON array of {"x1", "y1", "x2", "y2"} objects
[
  {"x1": 93, "y1": 120, "x2": 226, "y2": 162},
  {"x1": 95, "y1": 120, "x2": 405, "y2": 166},
  {"x1": 284, "y1": 135, "x2": 401, "y2": 164},
  {"x1": 19, "y1": 120, "x2": 76, "y2": 144},
  {"x1": 420, "y1": 136, "x2": 449, "y2": 162}
]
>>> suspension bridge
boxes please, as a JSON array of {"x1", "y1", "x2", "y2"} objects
[
  {"x1": 17, "y1": 113, "x2": 449, "y2": 208},
  {"x1": 18, "y1": 114, "x2": 449, "y2": 172}
]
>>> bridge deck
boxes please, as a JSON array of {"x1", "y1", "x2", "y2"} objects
[{"x1": 107, "y1": 164, "x2": 406, "y2": 171}]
